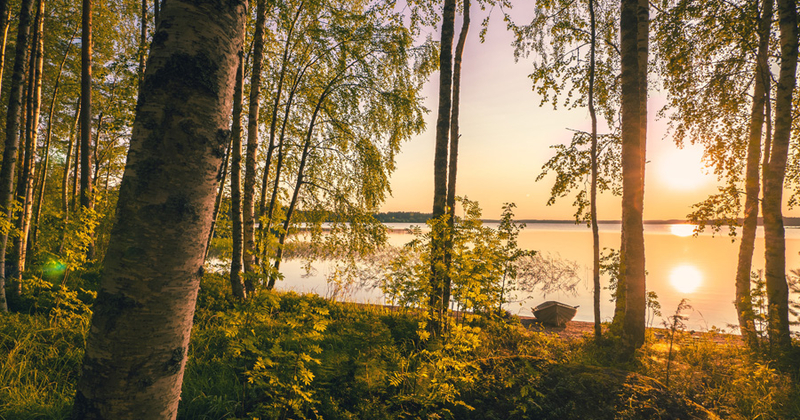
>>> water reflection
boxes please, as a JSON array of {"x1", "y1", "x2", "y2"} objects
[
  {"x1": 669, "y1": 224, "x2": 696, "y2": 237},
  {"x1": 669, "y1": 265, "x2": 703, "y2": 294}
]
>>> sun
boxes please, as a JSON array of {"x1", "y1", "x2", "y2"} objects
[
  {"x1": 669, "y1": 224, "x2": 696, "y2": 237},
  {"x1": 654, "y1": 144, "x2": 713, "y2": 191},
  {"x1": 669, "y1": 265, "x2": 703, "y2": 294}
]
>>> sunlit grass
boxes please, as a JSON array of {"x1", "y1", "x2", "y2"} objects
[{"x1": 2, "y1": 274, "x2": 800, "y2": 420}]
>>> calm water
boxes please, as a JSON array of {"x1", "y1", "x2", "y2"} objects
[{"x1": 276, "y1": 223, "x2": 800, "y2": 332}]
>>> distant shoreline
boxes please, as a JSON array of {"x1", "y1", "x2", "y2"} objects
[{"x1": 375, "y1": 212, "x2": 800, "y2": 227}]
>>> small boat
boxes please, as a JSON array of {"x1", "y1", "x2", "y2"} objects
[{"x1": 533, "y1": 301, "x2": 578, "y2": 327}]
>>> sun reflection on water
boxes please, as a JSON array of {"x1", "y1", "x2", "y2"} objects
[
  {"x1": 669, "y1": 224, "x2": 697, "y2": 237},
  {"x1": 669, "y1": 265, "x2": 703, "y2": 294}
]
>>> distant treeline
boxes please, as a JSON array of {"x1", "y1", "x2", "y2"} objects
[
  {"x1": 371, "y1": 213, "x2": 800, "y2": 226},
  {"x1": 374, "y1": 212, "x2": 433, "y2": 223}
]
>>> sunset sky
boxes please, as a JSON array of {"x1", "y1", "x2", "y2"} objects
[{"x1": 380, "y1": 6, "x2": 800, "y2": 221}]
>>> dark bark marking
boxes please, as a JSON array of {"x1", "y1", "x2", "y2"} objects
[
  {"x1": 133, "y1": 157, "x2": 165, "y2": 195},
  {"x1": 164, "y1": 346, "x2": 185, "y2": 375},
  {"x1": 160, "y1": 193, "x2": 198, "y2": 223},
  {"x1": 152, "y1": 29, "x2": 168, "y2": 48},
  {"x1": 147, "y1": 52, "x2": 220, "y2": 99},
  {"x1": 213, "y1": 129, "x2": 230, "y2": 158},
  {"x1": 122, "y1": 246, "x2": 147, "y2": 261},
  {"x1": 71, "y1": 390, "x2": 102, "y2": 420},
  {"x1": 92, "y1": 291, "x2": 144, "y2": 334}
]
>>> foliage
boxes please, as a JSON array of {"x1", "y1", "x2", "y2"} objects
[
  {"x1": 661, "y1": 299, "x2": 692, "y2": 388},
  {"x1": 181, "y1": 273, "x2": 485, "y2": 420},
  {"x1": 348, "y1": 199, "x2": 579, "y2": 316},
  {"x1": 508, "y1": 0, "x2": 621, "y2": 126},
  {"x1": 4, "y1": 271, "x2": 800, "y2": 419},
  {"x1": 536, "y1": 130, "x2": 622, "y2": 224},
  {"x1": 751, "y1": 270, "x2": 770, "y2": 342},
  {"x1": 0, "y1": 294, "x2": 91, "y2": 419}
]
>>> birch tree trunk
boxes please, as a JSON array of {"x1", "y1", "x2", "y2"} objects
[
  {"x1": 229, "y1": 46, "x2": 247, "y2": 300},
  {"x1": 588, "y1": 0, "x2": 601, "y2": 340},
  {"x1": 12, "y1": 0, "x2": 44, "y2": 283},
  {"x1": 243, "y1": 0, "x2": 267, "y2": 283},
  {"x1": 763, "y1": 0, "x2": 797, "y2": 353},
  {"x1": 0, "y1": 0, "x2": 10, "y2": 101},
  {"x1": 0, "y1": 0, "x2": 35, "y2": 312},
  {"x1": 80, "y1": 0, "x2": 95, "y2": 261},
  {"x1": 443, "y1": 0, "x2": 469, "y2": 310},
  {"x1": 59, "y1": 98, "x2": 80, "y2": 253},
  {"x1": 620, "y1": 0, "x2": 646, "y2": 351},
  {"x1": 71, "y1": 0, "x2": 247, "y2": 417},
  {"x1": 429, "y1": 0, "x2": 456, "y2": 335},
  {"x1": 735, "y1": 0, "x2": 773, "y2": 349},
  {"x1": 204, "y1": 132, "x2": 232, "y2": 261}
]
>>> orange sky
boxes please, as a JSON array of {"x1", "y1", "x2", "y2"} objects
[{"x1": 380, "y1": 7, "x2": 800, "y2": 221}]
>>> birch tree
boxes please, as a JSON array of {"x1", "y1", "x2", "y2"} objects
[
  {"x1": 72, "y1": 0, "x2": 247, "y2": 416},
  {"x1": 0, "y1": 0, "x2": 35, "y2": 312}
]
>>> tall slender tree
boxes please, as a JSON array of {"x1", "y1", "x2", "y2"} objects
[
  {"x1": 511, "y1": 0, "x2": 622, "y2": 339},
  {"x1": 32, "y1": 25, "x2": 77, "y2": 251},
  {"x1": 243, "y1": 0, "x2": 267, "y2": 285},
  {"x1": 732, "y1": 0, "x2": 773, "y2": 349},
  {"x1": 71, "y1": 0, "x2": 247, "y2": 416},
  {"x1": 230, "y1": 45, "x2": 247, "y2": 301},
  {"x1": 0, "y1": 0, "x2": 35, "y2": 312},
  {"x1": 8, "y1": 0, "x2": 44, "y2": 297},
  {"x1": 80, "y1": 0, "x2": 94, "y2": 215},
  {"x1": 60, "y1": 98, "x2": 81, "y2": 253},
  {"x1": 0, "y1": 0, "x2": 10, "y2": 100},
  {"x1": 430, "y1": 0, "x2": 457, "y2": 335},
  {"x1": 205, "y1": 134, "x2": 233, "y2": 260},
  {"x1": 762, "y1": 0, "x2": 798, "y2": 353},
  {"x1": 442, "y1": 0, "x2": 470, "y2": 309},
  {"x1": 619, "y1": 0, "x2": 646, "y2": 351},
  {"x1": 14, "y1": 0, "x2": 46, "y2": 274},
  {"x1": 588, "y1": 0, "x2": 601, "y2": 340}
]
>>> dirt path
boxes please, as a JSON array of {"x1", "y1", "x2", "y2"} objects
[{"x1": 520, "y1": 318, "x2": 743, "y2": 345}]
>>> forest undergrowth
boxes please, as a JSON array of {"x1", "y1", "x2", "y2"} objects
[{"x1": 1, "y1": 270, "x2": 800, "y2": 419}]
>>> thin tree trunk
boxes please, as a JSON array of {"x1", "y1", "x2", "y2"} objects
[
  {"x1": 60, "y1": 97, "x2": 80, "y2": 254},
  {"x1": 32, "y1": 25, "x2": 75, "y2": 251},
  {"x1": 258, "y1": 3, "x2": 304, "y2": 266},
  {"x1": 263, "y1": 73, "x2": 306, "y2": 265},
  {"x1": 243, "y1": 0, "x2": 267, "y2": 283},
  {"x1": 620, "y1": 0, "x2": 646, "y2": 352},
  {"x1": 735, "y1": 0, "x2": 772, "y2": 349},
  {"x1": 71, "y1": 124, "x2": 80, "y2": 211},
  {"x1": 763, "y1": 0, "x2": 797, "y2": 353},
  {"x1": 80, "y1": 0, "x2": 94, "y2": 263},
  {"x1": 205, "y1": 132, "x2": 232, "y2": 261},
  {"x1": 444, "y1": 0, "x2": 469, "y2": 310},
  {"x1": 92, "y1": 111, "x2": 105, "y2": 186},
  {"x1": 71, "y1": 1, "x2": 246, "y2": 416},
  {"x1": 0, "y1": 0, "x2": 34, "y2": 312},
  {"x1": 588, "y1": 0, "x2": 601, "y2": 340},
  {"x1": 268, "y1": 83, "x2": 333, "y2": 290},
  {"x1": 0, "y1": 0, "x2": 10, "y2": 101},
  {"x1": 429, "y1": 0, "x2": 457, "y2": 335},
  {"x1": 139, "y1": 0, "x2": 147, "y2": 87},
  {"x1": 229, "y1": 47, "x2": 246, "y2": 301},
  {"x1": 12, "y1": 0, "x2": 44, "y2": 286}
]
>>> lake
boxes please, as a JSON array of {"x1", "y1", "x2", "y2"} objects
[{"x1": 275, "y1": 222, "x2": 800, "y2": 332}]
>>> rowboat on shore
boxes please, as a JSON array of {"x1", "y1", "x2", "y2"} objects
[{"x1": 533, "y1": 301, "x2": 578, "y2": 327}]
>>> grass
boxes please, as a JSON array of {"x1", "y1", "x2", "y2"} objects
[{"x1": 2, "y1": 272, "x2": 800, "y2": 419}]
